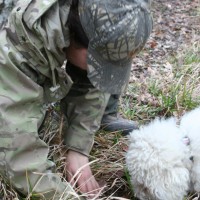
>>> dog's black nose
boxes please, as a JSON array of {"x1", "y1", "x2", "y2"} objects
[{"x1": 189, "y1": 156, "x2": 194, "y2": 162}]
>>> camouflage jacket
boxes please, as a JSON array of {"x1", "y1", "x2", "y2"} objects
[
  {"x1": 0, "y1": 0, "x2": 108, "y2": 156},
  {"x1": 6, "y1": 0, "x2": 73, "y2": 102},
  {"x1": 0, "y1": 0, "x2": 17, "y2": 29}
]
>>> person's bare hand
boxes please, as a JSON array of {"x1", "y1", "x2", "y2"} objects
[{"x1": 65, "y1": 150, "x2": 102, "y2": 199}]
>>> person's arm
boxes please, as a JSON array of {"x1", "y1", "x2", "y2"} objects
[
  {"x1": 62, "y1": 85, "x2": 110, "y2": 197},
  {"x1": 62, "y1": 85, "x2": 110, "y2": 155},
  {"x1": 61, "y1": 62, "x2": 110, "y2": 156},
  {"x1": 60, "y1": 63, "x2": 110, "y2": 196}
]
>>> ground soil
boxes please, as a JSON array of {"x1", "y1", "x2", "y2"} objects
[{"x1": 131, "y1": 0, "x2": 199, "y2": 82}]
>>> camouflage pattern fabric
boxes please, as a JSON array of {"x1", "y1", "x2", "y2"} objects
[
  {"x1": 79, "y1": 0, "x2": 153, "y2": 94},
  {"x1": 0, "y1": 0, "x2": 17, "y2": 29},
  {"x1": 61, "y1": 89, "x2": 110, "y2": 155},
  {"x1": 61, "y1": 62, "x2": 110, "y2": 156},
  {"x1": 0, "y1": 0, "x2": 108, "y2": 198},
  {"x1": 0, "y1": 30, "x2": 79, "y2": 198}
]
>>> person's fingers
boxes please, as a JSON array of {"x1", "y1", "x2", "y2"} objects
[
  {"x1": 66, "y1": 165, "x2": 83, "y2": 188},
  {"x1": 77, "y1": 172, "x2": 101, "y2": 198},
  {"x1": 65, "y1": 150, "x2": 103, "y2": 198},
  {"x1": 78, "y1": 178, "x2": 98, "y2": 193},
  {"x1": 67, "y1": 171, "x2": 76, "y2": 188}
]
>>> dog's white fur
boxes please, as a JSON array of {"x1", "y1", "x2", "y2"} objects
[{"x1": 126, "y1": 107, "x2": 200, "y2": 200}]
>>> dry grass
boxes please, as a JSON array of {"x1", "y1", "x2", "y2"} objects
[
  {"x1": 122, "y1": 41, "x2": 200, "y2": 123},
  {"x1": 39, "y1": 110, "x2": 133, "y2": 199}
]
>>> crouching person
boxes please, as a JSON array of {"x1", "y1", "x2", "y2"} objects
[{"x1": 0, "y1": 0, "x2": 152, "y2": 199}]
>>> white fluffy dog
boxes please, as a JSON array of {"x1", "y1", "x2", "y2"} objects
[{"x1": 126, "y1": 107, "x2": 200, "y2": 200}]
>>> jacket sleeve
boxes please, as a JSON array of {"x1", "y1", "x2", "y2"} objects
[
  {"x1": 61, "y1": 63, "x2": 110, "y2": 156},
  {"x1": 7, "y1": 0, "x2": 70, "y2": 67},
  {"x1": 6, "y1": 0, "x2": 74, "y2": 102}
]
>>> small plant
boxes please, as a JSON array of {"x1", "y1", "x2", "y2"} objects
[
  {"x1": 123, "y1": 168, "x2": 135, "y2": 199},
  {"x1": 122, "y1": 41, "x2": 200, "y2": 122}
]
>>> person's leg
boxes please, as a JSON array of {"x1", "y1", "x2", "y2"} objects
[
  {"x1": 103, "y1": 94, "x2": 119, "y2": 116},
  {"x1": 0, "y1": 44, "x2": 80, "y2": 200},
  {"x1": 101, "y1": 95, "x2": 139, "y2": 135}
]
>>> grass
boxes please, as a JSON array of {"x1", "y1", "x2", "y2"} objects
[{"x1": 122, "y1": 41, "x2": 200, "y2": 123}]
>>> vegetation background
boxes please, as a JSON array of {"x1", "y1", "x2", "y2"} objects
[{"x1": 0, "y1": 0, "x2": 200, "y2": 199}]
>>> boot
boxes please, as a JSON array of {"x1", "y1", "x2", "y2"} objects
[{"x1": 100, "y1": 95, "x2": 139, "y2": 135}]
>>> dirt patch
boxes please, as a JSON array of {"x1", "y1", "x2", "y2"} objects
[{"x1": 130, "y1": 0, "x2": 199, "y2": 82}]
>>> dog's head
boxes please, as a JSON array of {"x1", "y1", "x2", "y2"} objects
[{"x1": 126, "y1": 117, "x2": 191, "y2": 200}]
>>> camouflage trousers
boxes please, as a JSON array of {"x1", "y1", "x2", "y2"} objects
[{"x1": 0, "y1": 58, "x2": 110, "y2": 199}]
